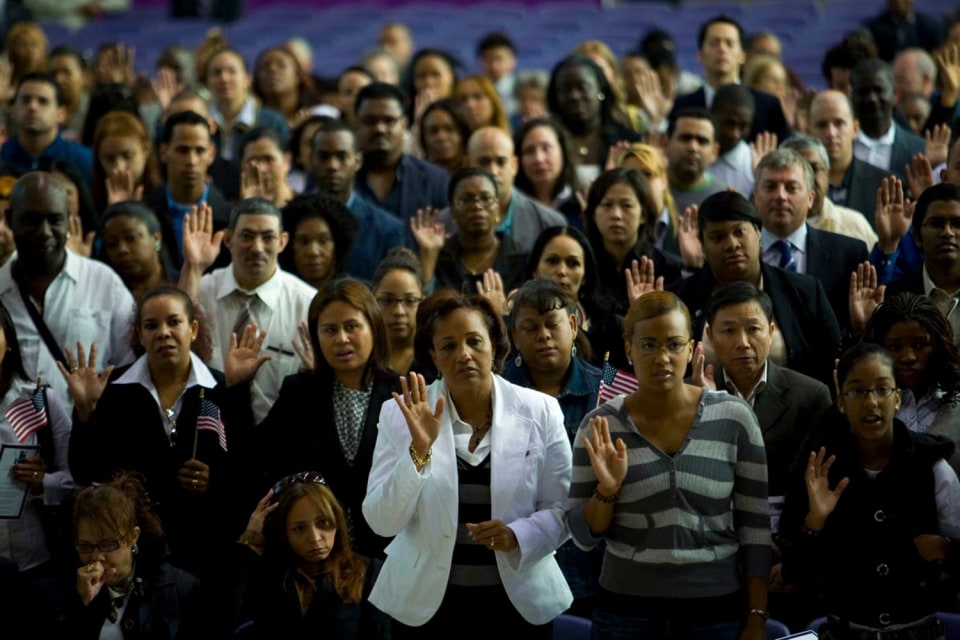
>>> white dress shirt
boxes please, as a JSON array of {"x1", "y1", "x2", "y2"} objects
[
  {"x1": 198, "y1": 266, "x2": 316, "y2": 424},
  {"x1": 722, "y1": 361, "x2": 769, "y2": 407},
  {"x1": 710, "y1": 140, "x2": 754, "y2": 198},
  {"x1": 810, "y1": 198, "x2": 879, "y2": 249},
  {"x1": 854, "y1": 124, "x2": 896, "y2": 173},
  {"x1": 209, "y1": 96, "x2": 258, "y2": 161},
  {"x1": 0, "y1": 252, "x2": 136, "y2": 417},
  {"x1": 761, "y1": 225, "x2": 808, "y2": 274},
  {"x1": 0, "y1": 378, "x2": 74, "y2": 571},
  {"x1": 922, "y1": 266, "x2": 960, "y2": 346}
]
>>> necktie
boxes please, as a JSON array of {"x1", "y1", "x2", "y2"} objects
[
  {"x1": 773, "y1": 240, "x2": 796, "y2": 272},
  {"x1": 232, "y1": 292, "x2": 259, "y2": 338}
]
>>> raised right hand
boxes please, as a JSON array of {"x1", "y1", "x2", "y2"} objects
[
  {"x1": 848, "y1": 261, "x2": 885, "y2": 336},
  {"x1": 581, "y1": 416, "x2": 628, "y2": 495},
  {"x1": 392, "y1": 372, "x2": 443, "y2": 456},
  {"x1": 410, "y1": 207, "x2": 446, "y2": 253},
  {"x1": 77, "y1": 558, "x2": 116, "y2": 606},
  {"x1": 181, "y1": 203, "x2": 223, "y2": 270},
  {"x1": 56, "y1": 342, "x2": 114, "y2": 422},
  {"x1": 804, "y1": 447, "x2": 849, "y2": 531},
  {"x1": 691, "y1": 341, "x2": 716, "y2": 390},
  {"x1": 245, "y1": 489, "x2": 278, "y2": 535},
  {"x1": 874, "y1": 177, "x2": 913, "y2": 253}
]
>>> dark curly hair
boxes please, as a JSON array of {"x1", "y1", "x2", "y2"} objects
[{"x1": 280, "y1": 192, "x2": 358, "y2": 282}]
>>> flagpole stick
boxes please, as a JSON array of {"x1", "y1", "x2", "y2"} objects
[
  {"x1": 192, "y1": 389, "x2": 202, "y2": 459},
  {"x1": 596, "y1": 352, "x2": 610, "y2": 409}
]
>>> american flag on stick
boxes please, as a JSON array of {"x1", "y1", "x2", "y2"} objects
[
  {"x1": 195, "y1": 390, "x2": 227, "y2": 452},
  {"x1": 5, "y1": 383, "x2": 48, "y2": 443},
  {"x1": 597, "y1": 353, "x2": 639, "y2": 406}
]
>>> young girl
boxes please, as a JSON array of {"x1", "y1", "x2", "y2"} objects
[{"x1": 236, "y1": 473, "x2": 389, "y2": 638}]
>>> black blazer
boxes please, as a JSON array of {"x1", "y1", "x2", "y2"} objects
[
  {"x1": 841, "y1": 156, "x2": 888, "y2": 226},
  {"x1": 715, "y1": 362, "x2": 832, "y2": 497},
  {"x1": 805, "y1": 225, "x2": 870, "y2": 332},
  {"x1": 671, "y1": 262, "x2": 842, "y2": 386},
  {"x1": 670, "y1": 86, "x2": 790, "y2": 143},
  {"x1": 253, "y1": 373, "x2": 401, "y2": 559},
  {"x1": 145, "y1": 183, "x2": 233, "y2": 269},
  {"x1": 69, "y1": 366, "x2": 253, "y2": 566}
]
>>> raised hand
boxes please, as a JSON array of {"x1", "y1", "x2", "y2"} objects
[
  {"x1": 150, "y1": 66, "x2": 181, "y2": 112},
  {"x1": 476, "y1": 269, "x2": 508, "y2": 316},
  {"x1": 625, "y1": 257, "x2": 663, "y2": 304},
  {"x1": 65, "y1": 214, "x2": 95, "y2": 257},
  {"x1": 581, "y1": 416, "x2": 628, "y2": 496},
  {"x1": 410, "y1": 207, "x2": 445, "y2": 252},
  {"x1": 292, "y1": 320, "x2": 315, "y2": 373},
  {"x1": 875, "y1": 177, "x2": 913, "y2": 253},
  {"x1": 95, "y1": 43, "x2": 136, "y2": 85},
  {"x1": 605, "y1": 140, "x2": 632, "y2": 171},
  {"x1": 935, "y1": 42, "x2": 960, "y2": 107},
  {"x1": 393, "y1": 372, "x2": 444, "y2": 463},
  {"x1": 181, "y1": 203, "x2": 223, "y2": 270},
  {"x1": 677, "y1": 205, "x2": 704, "y2": 268},
  {"x1": 924, "y1": 124, "x2": 951, "y2": 168},
  {"x1": 240, "y1": 163, "x2": 275, "y2": 201},
  {"x1": 690, "y1": 341, "x2": 716, "y2": 391},
  {"x1": 57, "y1": 342, "x2": 114, "y2": 422},
  {"x1": 750, "y1": 132, "x2": 778, "y2": 171},
  {"x1": 804, "y1": 447, "x2": 849, "y2": 531},
  {"x1": 106, "y1": 167, "x2": 143, "y2": 205},
  {"x1": 848, "y1": 261, "x2": 885, "y2": 336},
  {"x1": 904, "y1": 153, "x2": 935, "y2": 201},
  {"x1": 0, "y1": 57, "x2": 15, "y2": 104},
  {"x1": 245, "y1": 489, "x2": 278, "y2": 536},
  {"x1": 225, "y1": 324, "x2": 271, "y2": 386},
  {"x1": 634, "y1": 68, "x2": 671, "y2": 126},
  {"x1": 413, "y1": 87, "x2": 439, "y2": 129},
  {"x1": 77, "y1": 558, "x2": 116, "y2": 606}
]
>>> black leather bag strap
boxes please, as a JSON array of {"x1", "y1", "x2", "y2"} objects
[{"x1": 15, "y1": 281, "x2": 68, "y2": 368}]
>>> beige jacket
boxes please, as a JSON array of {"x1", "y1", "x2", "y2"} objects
[{"x1": 809, "y1": 198, "x2": 878, "y2": 249}]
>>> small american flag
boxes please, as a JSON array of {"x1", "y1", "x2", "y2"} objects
[
  {"x1": 597, "y1": 360, "x2": 639, "y2": 405},
  {"x1": 196, "y1": 396, "x2": 227, "y2": 452},
  {"x1": 6, "y1": 385, "x2": 48, "y2": 443}
]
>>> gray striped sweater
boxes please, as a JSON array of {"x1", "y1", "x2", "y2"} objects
[{"x1": 565, "y1": 389, "x2": 772, "y2": 598}]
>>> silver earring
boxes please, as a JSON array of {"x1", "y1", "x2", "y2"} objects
[
  {"x1": 131, "y1": 543, "x2": 138, "y2": 555},
  {"x1": 514, "y1": 354, "x2": 522, "y2": 367},
  {"x1": 154, "y1": 242, "x2": 161, "y2": 252},
  {"x1": 571, "y1": 345, "x2": 577, "y2": 358},
  {"x1": 597, "y1": 92, "x2": 605, "y2": 101}
]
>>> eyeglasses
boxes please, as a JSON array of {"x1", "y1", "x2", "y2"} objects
[
  {"x1": 376, "y1": 295, "x2": 422, "y2": 309},
  {"x1": 633, "y1": 339, "x2": 690, "y2": 356},
  {"x1": 921, "y1": 218, "x2": 960, "y2": 232},
  {"x1": 454, "y1": 194, "x2": 497, "y2": 209},
  {"x1": 75, "y1": 538, "x2": 123, "y2": 554},
  {"x1": 841, "y1": 386, "x2": 897, "y2": 401},
  {"x1": 272, "y1": 471, "x2": 326, "y2": 498}
]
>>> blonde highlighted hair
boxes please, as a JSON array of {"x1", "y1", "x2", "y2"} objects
[{"x1": 615, "y1": 143, "x2": 678, "y2": 238}]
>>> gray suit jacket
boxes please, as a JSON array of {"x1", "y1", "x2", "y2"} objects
[
  {"x1": 438, "y1": 189, "x2": 567, "y2": 252},
  {"x1": 716, "y1": 361, "x2": 832, "y2": 497},
  {"x1": 889, "y1": 123, "x2": 926, "y2": 187},
  {"x1": 928, "y1": 401, "x2": 960, "y2": 476}
]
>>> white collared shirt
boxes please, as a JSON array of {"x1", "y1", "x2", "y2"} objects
[
  {"x1": 710, "y1": 140, "x2": 754, "y2": 198},
  {"x1": 198, "y1": 266, "x2": 316, "y2": 424},
  {"x1": 897, "y1": 387, "x2": 944, "y2": 434},
  {"x1": 922, "y1": 265, "x2": 960, "y2": 346},
  {"x1": 447, "y1": 382, "x2": 495, "y2": 467},
  {"x1": 722, "y1": 360, "x2": 769, "y2": 407},
  {"x1": 209, "y1": 96, "x2": 258, "y2": 161},
  {"x1": 761, "y1": 225, "x2": 808, "y2": 274},
  {"x1": 0, "y1": 252, "x2": 135, "y2": 417},
  {"x1": 810, "y1": 198, "x2": 879, "y2": 249},
  {"x1": 854, "y1": 124, "x2": 897, "y2": 173},
  {"x1": 113, "y1": 352, "x2": 218, "y2": 434}
]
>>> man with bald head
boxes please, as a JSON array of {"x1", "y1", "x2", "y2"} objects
[
  {"x1": 378, "y1": 23, "x2": 414, "y2": 73},
  {"x1": 0, "y1": 172, "x2": 134, "y2": 414},
  {"x1": 808, "y1": 89, "x2": 888, "y2": 226},
  {"x1": 439, "y1": 127, "x2": 566, "y2": 251}
]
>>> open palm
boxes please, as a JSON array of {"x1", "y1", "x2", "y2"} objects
[{"x1": 581, "y1": 416, "x2": 628, "y2": 494}]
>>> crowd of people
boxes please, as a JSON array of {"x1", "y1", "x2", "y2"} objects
[{"x1": 1, "y1": 1, "x2": 960, "y2": 638}]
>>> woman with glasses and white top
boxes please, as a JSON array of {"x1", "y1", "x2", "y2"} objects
[{"x1": 780, "y1": 343, "x2": 960, "y2": 639}]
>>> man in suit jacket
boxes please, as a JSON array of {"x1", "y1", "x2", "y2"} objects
[
  {"x1": 669, "y1": 15, "x2": 790, "y2": 143},
  {"x1": 885, "y1": 183, "x2": 960, "y2": 345},
  {"x1": 703, "y1": 282, "x2": 833, "y2": 498},
  {"x1": 670, "y1": 190, "x2": 842, "y2": 386},
  {"x1": 353, "y1": 82, "x2": 448, "y2": 243},
  {"x1": 850, "y1": 59, "x2": 925, "y2": 185},
  {"x1": 808, "y1": 90, "x2": 889, "y2": 226},
  {"x1": 864, "y1": 0, "x2": 944, "y2": 62},
  {"x1": 753, "y1": 148, "x2": 869, "y2": 331},
  {"x1": 438, "y1": 127, "x2": 566, "y2": 251}
]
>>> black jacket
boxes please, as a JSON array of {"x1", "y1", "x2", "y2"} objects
[
  {"x1": 144, "y1": 184, "x2": 233, "y2": 270},
  {"x1": 671, "y1": 86, "x2": 790, "y2": 143},
  {"x1": 805, "y1": 225, "x2": 870, "y2": 332}
]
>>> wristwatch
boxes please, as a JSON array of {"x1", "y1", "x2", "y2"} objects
[{"x1": 748, "y1": 608, "x2": 770, "y2": 620}]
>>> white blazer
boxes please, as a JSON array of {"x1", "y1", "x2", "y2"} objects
[{"x1": 362, "y1": 374, "x2": 573, "y2": 626}]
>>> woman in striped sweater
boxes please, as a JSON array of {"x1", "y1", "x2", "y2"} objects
[{"x1": 565, "y1": 291, "x2": 771, "y2": 639}]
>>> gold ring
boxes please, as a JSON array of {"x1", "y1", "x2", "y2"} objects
[
  {"x1": 192, "y1": 479, "x2": 198, "y2": 488},
  {"x1": 489, "y1": 537, "x2": 494, "y2": 547},
  {"x1": 32, "y1": 471, "x2": 38, "y2": 480},
  {"x1": 193, "y1": 470, "x2": 200, "y2": 478},
  {"x1": 70, "y1": 367, "x2": 78, "y2": 373}
]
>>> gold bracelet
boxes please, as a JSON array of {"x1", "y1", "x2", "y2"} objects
[{"x1": 410, "y1": 444, "x2": 432, "y2": 468}]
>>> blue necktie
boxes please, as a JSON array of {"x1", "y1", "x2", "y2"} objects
[{"x1": 774, "y1": 240, "x2": 796, "y2": 272}]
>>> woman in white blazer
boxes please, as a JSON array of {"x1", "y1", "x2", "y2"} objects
[{"x1": 363, "y1": 289, "x2": 573, "y2": 638}]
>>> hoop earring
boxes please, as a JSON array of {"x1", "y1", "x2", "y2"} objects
[
  {"x1": 514, "y1": 354, "x2": 522, "y2": 367},
  {"x1": 597, "y1": 92, "x2": 605, "y2": 101},
  {"x1": 571, "y1": 345, "x2": 577, "y2": 358}
]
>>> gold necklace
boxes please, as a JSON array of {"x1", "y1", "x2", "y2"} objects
[{"x1": 468, "y1": 400, "x2": 493, "y2": 452}]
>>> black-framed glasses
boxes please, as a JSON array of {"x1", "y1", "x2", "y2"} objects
[
  {"x1": 272, "y1": 471, "x2": 326, "y2": 498},
  {"x1": 376, "y1": 295, "x2": 423, "y2": 309},
  {"x1": 841, "y1": 386, "x2": 897, "y2": 401},
  {"x1": 75, "y1": 539, "x2": 123, "y2": 554}
]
